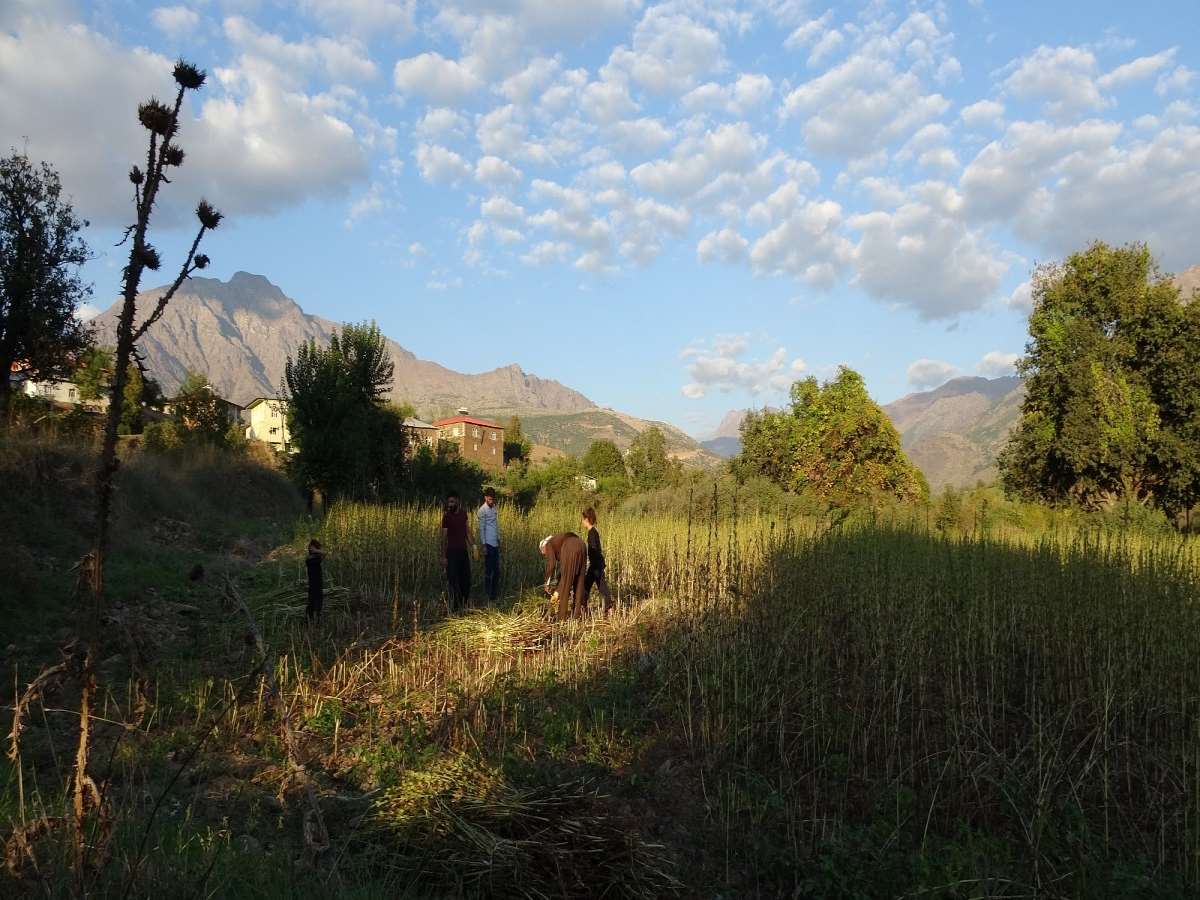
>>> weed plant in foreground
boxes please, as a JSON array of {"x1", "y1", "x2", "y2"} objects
[{"x1": 5, "y1": 492, "x2": 1200, "y2": 897}]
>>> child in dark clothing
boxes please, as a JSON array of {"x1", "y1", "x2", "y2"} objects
[
  {"x1": 306, "y1": 539, "x2": 325, "y2": 623},
  {"x1": 580, "y1": 507, "x2": 613, "y2": 615}
]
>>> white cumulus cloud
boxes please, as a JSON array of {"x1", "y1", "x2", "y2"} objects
[{"x1": 906, "y1": 358, "x2": 960, "y2": 389}]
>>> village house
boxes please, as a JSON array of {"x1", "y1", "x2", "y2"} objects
[
  {"x1": 20, "y1": 377, "x2": 103, "y2": 409},
  {"x1": 433, "y1": 410, "x2": 504, "y2": 471},
  {"x1": 164, "y1": 388, "x2": 243, "y2": 428},
  {"x1": 244, "y1": 397, "x2": 290, "y2": 451},
  {"x1": 402, "y1": 416, "x2": 438, "y2": 453}
]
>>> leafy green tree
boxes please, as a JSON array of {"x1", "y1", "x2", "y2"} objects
[
  {"x1": 503, "y1": 415, "x2": 532, "y2": 466},
  {"x1": 330, "y1": 321, "x2": 393, "y2": 404},
  {"x1": 626, "y1": 427, "x2": 670, "y2": 491},
  {"x1": 170, "y1": 372, "x2": 229, "y2": 444},
  {"x1": 582, "y1": 439, "x2": 625, "y2": 479},
  {"x1": 934, "y1": 486, "x2": 962, "y2": 532},
  {"x1": 120, "y1": 364, "x2": 145, "y2": 434},
  {"x1": 142, "y1": 420, "x2": 182, "y2": 454},
  {"x1": 0, "y1": 150, "x2": 93, "y2": 419},
  {"x1": 738, "y1": 367, "x2": 926, "y2": 504},
  {"x1": 285, "y1": 321, "x2": 408, "y2": 501},
  {"x1": 999, "y1": 242, "x2": 1200, "y2": 517},
  {"x1": 75, "y1": 347, "x2": 113, "y2": 404}
]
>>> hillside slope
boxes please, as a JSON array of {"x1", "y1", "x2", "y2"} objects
[
  {"x1": 91, "y1": 273, "x2": 717, "y2": 463},
  {"x1": 91, "y1": 273, "x2": 594, "y2": 413},
  {"x1": 884, "y1": 376, "x2": 1024, "y2": 489}
]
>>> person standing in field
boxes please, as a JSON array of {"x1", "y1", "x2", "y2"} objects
[
  {"x1": 580, "y1": 507, "x2": 613, "y2": 615},
  {"x1": 478, "y1": 486, "x2": 500, "y2": 602},
  {"x1": 441, "y1": 491, "x2": 472, "y2": 610},
  {"x1": 305, "y1": 539, "x2": 325, "y2": 624},
  {"x1": 540, "y1": 532, "x2": 588, "y2": 620}
]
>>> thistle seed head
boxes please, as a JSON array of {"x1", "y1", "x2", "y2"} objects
[
  {"x1": 137, "y1": 99, "x2": 174, "y2": 138},
  {"x1": 137, "y1": 245, "x2": 161, "y2": 271},
  {"x1": 173, "y1": 60, "x2": 206, "y2": 91},
  {"x1": 129, "y1": 166, "x2": 144, "y2": 185},
  {"x1": 194, "y1": 254, "x2": 210, "y2": 269},
  {"x1": 163, "y1": 146, "x2": 185, "y2": 167},
  {"x1": 196, "y1": 200, "x2": 223, "y2": 230}
]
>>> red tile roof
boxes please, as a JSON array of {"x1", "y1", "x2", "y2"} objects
[{"x1": 433, "y1": 415, "x2": 503, "y2": 429}]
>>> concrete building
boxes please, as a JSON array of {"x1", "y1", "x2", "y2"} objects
[
  {"x1": 244, "y1": 397, "x2": 290, "y2": 451},
  {"x1": 402, "y1": 417, "x2": 438, "y2": 453},
  {"x1": 433, "y1": 412, "x2": 504, "y2": 471}
]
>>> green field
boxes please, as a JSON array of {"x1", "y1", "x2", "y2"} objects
[{"x1": 5, "y1": 439, "x2": 1200, "y2": 897}]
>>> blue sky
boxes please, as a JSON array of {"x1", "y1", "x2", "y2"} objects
[{"x1": 2, "y1": 0, "x2": 1197, "y2": 437}]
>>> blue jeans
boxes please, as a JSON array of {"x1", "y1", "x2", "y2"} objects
[{"x1": 483, "y1": 544, "x2": 500, "y2": 601}]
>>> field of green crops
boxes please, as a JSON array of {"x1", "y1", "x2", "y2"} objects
[{"x1": 6, "y1": 482, "x2": 1200, "y2": 897}]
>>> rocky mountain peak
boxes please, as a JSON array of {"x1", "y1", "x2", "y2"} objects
[{"x1": 93, "y1": 272, "x2": 597, "y2": 415}]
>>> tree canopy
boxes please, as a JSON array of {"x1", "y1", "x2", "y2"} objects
[
  {"x1": 582, "y1": 439, "x2": 626, "y2": 479},
  {"x1": 0, "y1": 150, "x2": 93, "y2": 417},
  {"x1": 626, "y1": 427, "x2": 671, "y2": 491},
  {"x1": 998, "y1": 242, "x2": 1200, "y2": 517},
  {"x1": 737, "y1": 367, "x2": 926, "y2": 504},
  {"x1": 503, "y1": 415, "x2": 532, "y2": 466},
  {"x1": 285, "y1": 320, "x2": 407, "y2": 500}
]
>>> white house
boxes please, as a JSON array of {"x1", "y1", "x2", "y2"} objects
[
  {"x1": 576, "y1": 474, "x2": 599, "y2": 492},
  {"x1": 21, "y1": 378, "x2": 106, "y2": 410},
  {"x1": 244, "y1": 397, "x2": 290, "y2": 451}
]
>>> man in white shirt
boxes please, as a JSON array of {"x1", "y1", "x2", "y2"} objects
[{"x1": 478, "y1": 486, "x2": 500, "y2": 601}]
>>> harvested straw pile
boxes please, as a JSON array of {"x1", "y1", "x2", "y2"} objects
[
  {"x1": 372, "y1": 753, "x2": 680, "y2": 898},
  {"x1": 433, "y1": 608, "x2": 551, "y2": 656}
]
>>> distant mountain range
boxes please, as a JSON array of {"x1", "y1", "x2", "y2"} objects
[
  {"x1": 885, "y1": 376, "x2": 1025, "y2": 488},
  {"x1": 705, "y1": 266, "x2": 1200, "y2": 488},
  {"x1": 92, "y1": 272, "x2": 717, "y2": 464}
]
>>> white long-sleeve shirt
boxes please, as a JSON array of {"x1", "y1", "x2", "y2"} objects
[{"x1": 478, "y1": 502, "x2": 499, "y2": 547}]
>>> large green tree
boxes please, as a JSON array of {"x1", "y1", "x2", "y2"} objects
[
  {"x1": 503, "y1": 415, "x2": 532, "y2": 466},
  {"x1": 170, "y1": 372, "x2": 230, "y2": 444},
  {"x1": 626, "y1": 427, "x2": 670, "y2": 491},
  {"x1": 998, "y1": 242, "x2": 1200, "y2": 516},
  {"x1": 738, "y1": 367, "x2": 926, "y2": 504},
  {"x1": 285, "y1": 320, "x2": 407, "y2": 501},
  {"x1": 0, "y1": 150, "x2": 93, "y2": 418},
  {"x1": 582, "y1": 439, "x2": 626, "y2": 478}
]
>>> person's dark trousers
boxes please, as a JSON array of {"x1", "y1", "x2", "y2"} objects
[
  {"x1": 306, "y1": 585, "x2": 323, "y2": 623},
  {"x1": 483, "y1": 544, "x2": 500, "y2": 602},
  {"x1": 583, "y1": 567, "x2": 612, "y2": 614},
  {"x1": 446, "y1": 547, "x2": 471, "y2": 609}
]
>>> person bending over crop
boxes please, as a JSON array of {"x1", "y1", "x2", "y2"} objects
[
  {"x1": 580, "y1": 507, "x2": 613, "y2": 615},
  {"x1": 539, "y1": 532, "x2": 588, "y2": 621}
]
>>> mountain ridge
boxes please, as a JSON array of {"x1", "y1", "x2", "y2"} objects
[{"x1": 91, "y1": 272, "x2": 716, "y2": 462}]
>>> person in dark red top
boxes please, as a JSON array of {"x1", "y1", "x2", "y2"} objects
[
  {"x1": 539, "y1": 532, "x2": 588, "y2": 620},
  {"x1": 441, "y1": 491, "x2": 472, "y2": 610}
]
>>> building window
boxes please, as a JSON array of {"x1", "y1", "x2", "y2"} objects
[
  {"x1": 269, "y1": 427, "x2": 278, "y2": 436},
  {"x1": 490, "y1": 431, "x2": 497, "y2": 441},
  {"x1": 473, "y1": 427, "x2": 480, "y2": 438},
  {"x1": 473, "y1": 443, "x2": 478, "y2": 451},
  {"x1": 456, "y1": 426, "x2": 463, "y2": 436},
  {"x1": 491, "y1": 447, "x2": 496, "y2": 455},
  {"x1": 271, "y1": 408, "x2": 278, "y2": 418},
  {"x1": 68, "y1": 388, "x2": 76, "y2": 400}
]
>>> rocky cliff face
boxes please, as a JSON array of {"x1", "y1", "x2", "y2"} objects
[
  {"x1": 91, "y1": 272, "x2": 596, "y2": 413},
  {"x1": 883, "y1": 376, "x2": 1024, "y2": 489}
]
